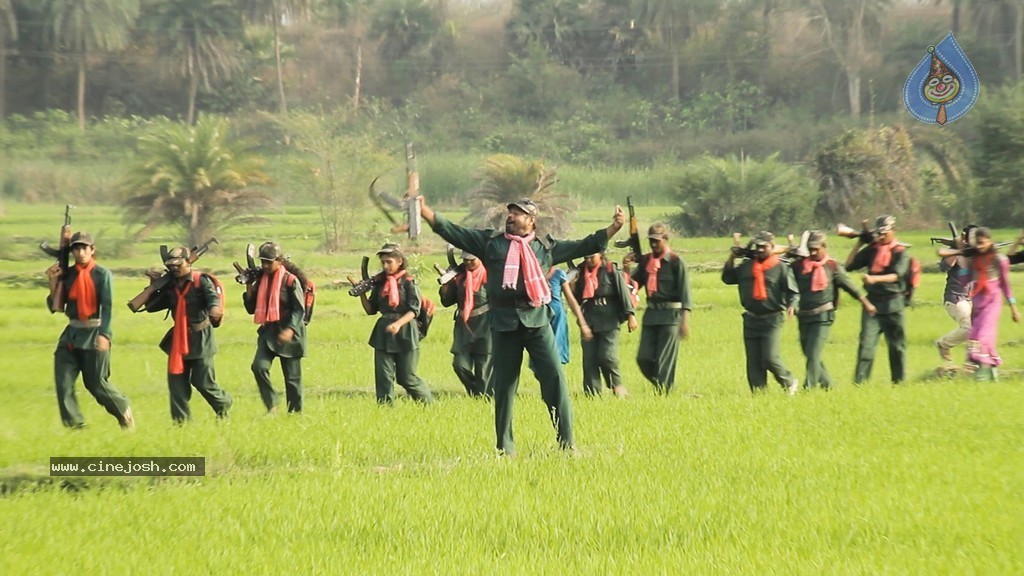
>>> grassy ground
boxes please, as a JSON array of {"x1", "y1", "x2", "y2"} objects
[{"x1": 1, "y1": 204, "x2": 1022, "y2": 574}]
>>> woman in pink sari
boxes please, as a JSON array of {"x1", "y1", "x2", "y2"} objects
[{"x1": 965, "y1": 228, "x2": 1021, "y2": 381}]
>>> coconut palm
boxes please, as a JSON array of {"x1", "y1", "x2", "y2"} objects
[
  {"x1": 465, "y1": 154, "x2": 577, "y2": 238},
  {"x1": 121, "y1": 117, "x2": 272, "y2": 246},
  {"x1": 44, "y1": 0, "x2": 139, "y2": 130},
  {"x1": 143, "y1": 0, "x2": 243, "y2": 125}
]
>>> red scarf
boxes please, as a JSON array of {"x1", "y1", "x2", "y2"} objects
[
  {"x1": 970, "y1": 251, "x2": 995, "y2": 296},
  {"x1": 460, "y1": 266, "x2": 487, "y2": 324},
  {"x1": 169, "y1": 278, "x2": 192, "y2": 375},
  {"x1": 582, "y1": 264, "x2": 601, "y2": 299},
  {"x1": 502, "y1": 233, "x2": 551, "y2": 307},
  {"x1": 870, "y1": 239, "x2": 898, "y2": 273},
  {"x1": 752, "y1": 255, "x2": 780, "y2": 301},
  {"x1": 644, "y1": 253, "x2": 666, "y2": 295},
  {"x1": 67, "y1": 261, "x2": 98, "y2": 319},
  {"x1": 801, "y1": 257, "x2": 830, "y2": 292},
  {"x1": 254, "y1": 268, "x2": 285, "y2": 324},
  {"x1": 381, "y1": 270, "x2": 407, "y2": 308}
]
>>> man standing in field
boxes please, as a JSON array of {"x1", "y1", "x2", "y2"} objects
[
  {"x1": 242, "y1": 241, "x2": 307, "y2": 413},
  {"x1": 438, "y1": 250, "x2": 493, "y2": 397},
  {"x1": 790, "y1": 231, "x2": 876, "y2": 389},
  {"x1": 623, "y1": 224, "x2": 691, "y2": 395},
  {"x1": 136, "y1": 246, "x2": 232, "y2": 422},
  {"x1": 46, "y1": 232, "x2": 134, "y2": 429},
  {"x1": 844, "y1": 215, "x2": 911, "y2": 384},
  {"x1": 571, "y1": 250, "x2": 638, "y2": 397},
  {"x1": 722, "y1": 231, "x2": 800, "y2": 394},
  {"x1": 419, "y1": 196, "x2": 625, "y2": 455}
]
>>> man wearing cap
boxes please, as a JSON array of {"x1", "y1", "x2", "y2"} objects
[
  {"x1": 935, "y1": 225, "x2": 976, "y2": 363},
  {"x1": 572, "y1": 251, "x2": 637, "y2": 397},
  {"x1": 722, "y1": 231, "x2": 800, "y2": 393},
  {"x1": 358, "y1": 243, "x2": 434, "y2": 404},
  {"x1": 791, "y1": 231, "x2": 876, "y2": 389},
  {"x1": 242, "y1": 241, "x2": 307, "y2": 413},
  {"x1": 45, "y1": 232, "x2": 134, "y2": 429},
  {"x1": 419, "y1": 196, "x2": 625, "y2": 455},
  {"x1": 136, "y1": 246, "x2": 232, "y2": 422},
  {"x1": 438, "y1": 250, "x2": 493, "y2": 397},
  {"x1": 844, "y1": 215, "x2": 911, "y2": 384},
  {"x1": 623, "y1": 223, "x2": 690, "y2": 394}
]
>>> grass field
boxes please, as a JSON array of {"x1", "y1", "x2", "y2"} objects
[{"x1": 1, "y1": 204, "x2": 1022, "y2": 574}]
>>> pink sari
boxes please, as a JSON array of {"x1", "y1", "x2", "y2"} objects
[{"x1": 967, "y1": 254, "x2": 1014, "y2": 367}]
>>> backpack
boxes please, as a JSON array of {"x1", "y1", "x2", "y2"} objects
[
  {"x1": 893, "y1": 246, "x2": 921, "y2": 305},
  {"x1": 192, "y1": 271, "x2": 225, "y2": 327},
  {"x1": 417, "y1": 296, "x2": 435, "y2": 340},
  {"x1": 283, "y1": 269, "x2": 317, "y2": 325}
]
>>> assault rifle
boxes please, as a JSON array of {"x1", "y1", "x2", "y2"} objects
[
  {"x1": 347, "y1": 256, "x2": 384, "y2": 297},
  {"x1": 613, "y1": 195, "x2": 642, "y2": 258},
  {"x1": 836, "y1": 220, "x2": 878, "y2": 244},
  {"x1": 930, "y1": 222, "x2": 960, "y2": 249},
  {"x1": 730, "y1": 233, "x2": 792, "y2": 261},
  {"x1": 40, "y1": 204, "x2": 74, "y2": 312},
  {"x1": 232, "y1": 243, "x2": 260, "y2": 285},
  {"x1": 127, "y1": 237, "x2": 218, "y2": 312},
  {"x1": 370, "y1": 143, "x2": 423, "y2": 239},
  {"x1": 434, "y1": 246, "x2": 462, "y2": 285}
]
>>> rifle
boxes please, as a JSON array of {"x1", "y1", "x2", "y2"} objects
[
  {"x1": 40, "y1": 204, "x2": 74, "y2": 313},
  {"x1": 127, "y1": 238, "x2": 218, "y2": 312},
  {"x1": 232, "y1": 243, "x2": 260, "y2": 285},
  {"x1": 613, "y1": 195, "x2": 642, "y2": 258},
  {"x1": 930, "y1": 221, "x2": 960, "y2": 249},
  {"x1": 369, "y1": 143, "x2": 423, "y2": 239},
  {"x1": 434, "y1": 245, "x2": 463, "y2": 285},
  {"x1": 730, "y1": 233, "x2": 793, "y2": 261},
  {"x1": 783, "y1": 231, "x2": 811, "y2": 260},
  {"x1": 347, "y1": 256, "x2": 384, "y2": 297},
  {"x1": 836, "y1": 220, "x2": 878, "y2": 244}
]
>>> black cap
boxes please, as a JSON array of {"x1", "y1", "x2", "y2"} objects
[
  {"x1": 806, "y1": 231, "x2": 827, "y2": 249},
  {"x1": 506, "y1": 199, "x2": 538, "y2": 217},
  {"x1": 752, "y1": 231, "x2": 775, "y2": 246},
  {"x1": 376, "y1": 243, "x2": 403, "y2": 257},
  {"x1": 69, "y1": 231, "x2": 94, "y2": 247}
]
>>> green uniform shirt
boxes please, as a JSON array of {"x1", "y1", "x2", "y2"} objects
[
  {"x1": 629, "y1": 252, "x2": 692, "y2": 326},
  {"x1": 48, "y1": 263, "x2": 114, "y2": 349},
  {"x1": 791, "y1": 257, "x2": 862, "y2": 320},
  {"x1": 439, "y1": 271, "x2": 492, "y2": 353},
  {"x1": 242, "y1": 269, "x2": 307, "y2": 358},
  {"x1": 144, "y1": 272, "x2": 221, "y2": 359},
  {"x1": 572, "y1": 261, "x2": 635, "y2": 332},
  {"x1": 722, "y1": 258, "x2": 799, "y2": 314},
  {"x1": 430, "y1": 213, "x2": 609, "y2": 332},
  {"x1": 846, "y1": 244, "x2": 910, "y2": 314},
  {"x1": 367, "y1": 275, "x2": 422, "y2": 353}
]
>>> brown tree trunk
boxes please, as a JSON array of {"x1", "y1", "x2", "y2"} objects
[
  {"x1": 77, "y1": 58, "x2": 86, "y2": 131},
  {"x1": 272, "y1": 0, "x2": 288, "y2": 115},
  {"x1": 187, "y1": 47, "x2": 197, "y2": 125},
  {"x1": 353, "y1": 40, "x2": 362, "y2": 111}
]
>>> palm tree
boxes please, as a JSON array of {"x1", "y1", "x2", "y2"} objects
[
  {"x1": 630, "y1": 0, "x2": 720, "y2": 99},
  {"x1": 0, "y1": 0, "x2": 16, "y2": 119},
  {"x1": 121, "y1": 117, "x2": 272, "y2": 246},
  {"x1": 143, "y1": 0, "x2": 243, "y2": 125},
  {"x1": 465, "y1": 154, "x2": 577, "y2": 238},
  {"x1": 44, "y1": 0, "x2": 139, "y2": 130},
  {"x1": 243, "y1": 0, "x2": 310, "y2": 116}
]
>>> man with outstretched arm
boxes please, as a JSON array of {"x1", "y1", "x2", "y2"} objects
[{"x1": 419, "y1": 196, "x2": 625, "y2": 455}]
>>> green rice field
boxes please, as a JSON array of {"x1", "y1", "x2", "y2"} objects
[{"x1": 1, "y1": 204, "x2": 1022, "y2": 574}]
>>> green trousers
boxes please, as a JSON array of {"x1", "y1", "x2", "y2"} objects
[
  {"x1": 637, "y1": 324, "x2": 680, "y2": 394},
  {"x1": 251, "y1": 340, "x2": 303, "y2": 413},
  {"x1": 54, "y1": 345, "x2": 130, "y2": 428},
  {"x1": 855, "y1": 310, "x2": 906, "y2": 384},
  {"x1": 742, "y1": 313, "x2": 794, "y2": 392},
  {"x1": 798, "y1": 320, "x2": 833, "y2": 389},
  {"x1": 452, "y1": 350, "x2": 493, "y2": 397},
  {"x1": 581, "y1": 328, "x2": 623, "y2": 395},
  {"x1": 492, "y1": 324, "x2": 574, "y2": 455},
  {"x1": 375, "y1": 348, "x2": 434, "y2": 404},
  {"x1": 169, "y1": 356, "x2": 232, "y2": 422}
]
